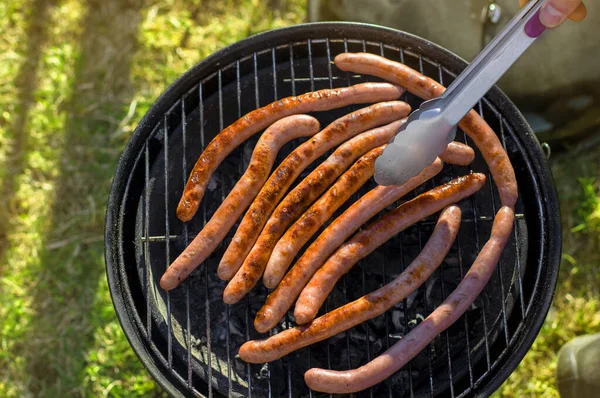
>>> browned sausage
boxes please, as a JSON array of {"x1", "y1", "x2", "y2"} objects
[
  {"x1": 439, "y1": 141, "x2": 475, "y2": 166},
  {"x1": 237, "y1": 118, "x2": 406, "y2": 286},
  {"x1": 304, "y1": 206, "x2": 515, "y2": 394},
  {"x1": 176, "y1": 83, "x2": 405, "y2": 222},
  {"x1": 254, "y1": 158, "x2": 444, "y2": 333},
  {"x1": 295, "y1": 173, "x2": 486, "y2": 325},
  {"x1": 264, "y1": 141, "x2": 474, "y2": 288},
  {"x1": 334, "y1": 52, "x2": 517, "y2": 208},
  {"x1": 239, "y1": 205, "x2": 463, "y2": 363},
  {"x1": 262, "y1": 145, "x2": 384, "y2": 288},
  {"x1": 217, "y1": 118, "x2": 406, "y2": 282},
  {"x1": 159, "y1": 115, "x2": 321, "y2": 291},
  {"x1": 220, "y1": 101, "x2": 412, "y2": 304}
]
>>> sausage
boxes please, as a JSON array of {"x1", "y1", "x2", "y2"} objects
[
  {"x1": 235, "y1": 119, "x2": 406, "y2": 284},
  {"x1": 159, "y1": 115, "x2": 321, "y2": 291},
  {"x1": 176, "y1": 82, "x2": 405, "y2": 222},
  {"x1": 262, "y1": 146, "x2": 384, "y2": 288},
  {"x1": 295, "y1": 173, "x2": 486, "y2": 325},
  {"x1": 254, "y1": 159, "x2": 444, "y2": 333},
  {"x1": 439, "y1": 141, "x2": 475, "y2": 166},
  {"x1": 304, "y1": 207, "x2": 515, "y2": 394},
  {"x1": 220, "y1": 101, "x2": 412, "y2": 304},
  {"x1": 334, "y1": 52, "x2": 517, "y2": 208},
  {"x1": 218, "y1": 101, "x2": 410, "y2": 284},
  {"x1": 239, "y1": 205, "x2": 462, "y2": 363},
  {"x1": 264, "y1": 141, "x2": 474, "y2": 289}
]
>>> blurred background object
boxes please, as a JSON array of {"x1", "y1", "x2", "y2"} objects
[
  {"x1": 0, "y1": 1, "x2": 598, "y2": 397},
  {"x1": 308, "y1": 0, "x2": 600, "y2": 148},
  {"x1": 557, "y1": 332, "x2": 600, "y2": 398}
]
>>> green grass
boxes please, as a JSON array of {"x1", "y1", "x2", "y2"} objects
[
  {"x1": 0, "y1": 1, "x2": 305, "y2": 396},
  {"x1": 0, "y1": 1, "x2": 598, "y2": 397}
]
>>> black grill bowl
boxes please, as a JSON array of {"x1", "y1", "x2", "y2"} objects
[{"x1": 105, "y1": 22, "x2": 561, "y2": 398}]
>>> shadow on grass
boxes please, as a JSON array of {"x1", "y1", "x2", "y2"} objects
[
  {"x1": 0, "y1": 0, "x2": 59, "y2": 277},
  {"x1": 20, "y1": 0, "x2": 147, "y2": 395}
]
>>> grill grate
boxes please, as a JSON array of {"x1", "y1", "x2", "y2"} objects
[
  {"x1": 147, "y1": 40, "x2": 523, "y2": 397},
  {"x1": 106, "y1": 23, "x2": 560, "y2": 398}
]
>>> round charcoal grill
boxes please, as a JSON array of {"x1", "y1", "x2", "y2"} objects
[{"x1": 105, "y1": 22, "x2": 561, "y2": 398}]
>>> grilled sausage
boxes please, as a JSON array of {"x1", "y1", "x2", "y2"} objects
[
  {"x1": 439, "y1": 141, "x2": 475, "y2": 166},
  {"x1": 235, "y1": 119, "x2": 406, "y2": 284},
  {"x1": 239, "y1": 205, "x2": 462, "y2": 363},
  {"x1": 220, "y1": 101, "x2": 412, "y2": 304},
  {"x1": 254, "y1": 159, "x2": 444, "y2": 333},
  {"x1": 159, "y1": 115, "x2": 321, "y2": 291},
  {"x1": 295, "y1": 173, "x2": 486, "y2": 325},
  {"x1": 176, "y1": 82, "x2": 405, "y2": 222},
  {"x1": 264, "y1": 141, "x2": 474, "y2": 289},
  {"x1": 262, "y1": 145, "x2": 385, "y2": 288},
  {"x1": 334, "y1": 52, "x2": 517, "y2": 208},
  {"x1": 304, "y1": 206, "x2": 515, "y2": 394}
]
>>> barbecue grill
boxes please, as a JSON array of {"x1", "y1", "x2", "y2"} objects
[{"x1": 105, "y1": 22, "x2": 561, "y2": 397}]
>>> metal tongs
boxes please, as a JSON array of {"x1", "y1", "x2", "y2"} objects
[{"x1": 374, "y1": 0, "x2": 547, "y2": 186}]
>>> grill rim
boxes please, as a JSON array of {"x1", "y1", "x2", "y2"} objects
[{"x1": 104, "y1": 21, "x2": 561, "y2": 398}]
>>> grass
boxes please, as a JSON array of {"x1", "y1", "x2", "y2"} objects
[
  {"x1": 0, "y1": 0, "x2": 598, "y2": 397},
  {"x1": 0, "y1": 1, "x2": 304, "y2": 396}
]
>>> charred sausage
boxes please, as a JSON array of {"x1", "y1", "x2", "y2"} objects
[
  {"x1": 217, "y1": 118, "x2": 406, "y2": 282},
  {"x1": 176, "y1": 82, "x2": 405, "y2": 222},
  {"x1": 220, "y1": 101, "x2": 412, "y2": 304},
  {"x1": 264, "y1": 142, "x2": 474, "y2": 288},
  {"x1": 261, "y1": 145, "x2": 385, "y2": 288}
]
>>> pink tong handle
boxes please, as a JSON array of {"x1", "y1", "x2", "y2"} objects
[{"x1": 525, "y1": 9, "x2": 547, "y2": 38}]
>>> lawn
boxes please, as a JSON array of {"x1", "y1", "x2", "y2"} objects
[{"x1": 0, "y1": 0, "x2": 598, "y2": 397}]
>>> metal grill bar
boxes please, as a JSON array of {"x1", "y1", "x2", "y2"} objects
[
  {"x1": 267, "y1": 327, "x2": 273, "y2": 397},
  {"x1": 139, "y1": 215, "x2": 526, "y2": 242},
  {"x1": 307, "y1": 39, "x2": 315, "y2": 92},
  {"x1": 398, "y1": 219, "x2": 415, "y2": 398},
  {"x1": 279, "y1": 47, "x2": 295, "y2": 398},
  {"x1": 289, "y1": 45, "x2": 296, "y2": 96},
  {"x1": 216, "y1": 68, "x2": 234, "y2": 397},
  {"x1": 197, "y1": 81, "x2": 213, "y2": 398},
  {"x1": 475, "y1": 102, "x2": 492, "y2": 371},
  {"x1": 180, "y1": 97, "x2": 193, "y2": 388},
  {"x1": 454, "y1": 205, "x2": 475, "y2": 392},
  {"x1": 272, "y1": 48, "x2": 278, "y2": 100},
  {"x1": 377, "y1": 41, "x2": 394, "y2": 398},
  {"x1": 283, "y1": 76, "x2": 346, "y2": 82},
  {"x1": 398, "y1": 47, "x2": 415, "y2": 398},
  {"x1": 499, "y1": 118, "x2": 527, "y2": 319},
  {"x1": 359, "y1": 39, "x2": 375, "y2": 398},
  {"x1": 415, "y1": 53, "x2": 436, "y2": 398},
  {"x1": 337, "y1": 37, "x2": 353, "y2": 385},
  {"x1": 436, "y1": 63, "x2": 456, "y2": 398},
  {"x1": 144, "y1": 143, "x2": 151, "y2": 337},
  {"x1": 486, "y1": 153, "x2": 511, "y2": 347},
  {"x1": 255, "y1": 50, "x2": 275, "y2": 398},
  {"x1": 473, "y1": 102, "x2": 492, "y2": 371},
  {"x1": 234, "y1": 58, "x2": 254, "y2": 398},
  {"x1": 163, "y1": 114, "x2": 173, "y2": 369}
]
